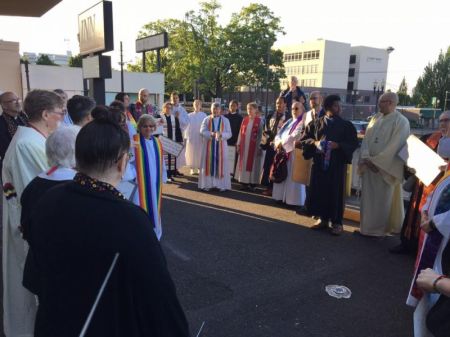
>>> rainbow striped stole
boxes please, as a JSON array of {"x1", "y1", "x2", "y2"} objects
[
  {"x1": 205, "y1": 116, "x2": 225, "y2": 178},
  {"x1": 127, "y1": 111, "x2": 137, "y2": 130},
  {"x1": 133, "y1": 134, "x2": 163, "y2": 228}
]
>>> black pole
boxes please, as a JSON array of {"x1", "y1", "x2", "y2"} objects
[
  {"x1": 157, "y1": 49, "x2": 161, "y2": 72},
  {"x1": 24, "y1": 60, "x2": 30, "y2": 92},
  {"x1": 264, "y1": 49, "x2": 271, "y2": 119},
  {"x1": 120, "y1": 41, "x2": 124, "y2": 92},
  {"x1": 142, "y1": 52, "x2": 146, "y2": 72}
]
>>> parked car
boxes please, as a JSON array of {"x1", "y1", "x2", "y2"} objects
[{"x1": 351, "y1": 120, "x2": 369, "y2": 138}]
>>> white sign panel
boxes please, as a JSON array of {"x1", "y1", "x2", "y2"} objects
[
  {"x1": 398, "y1": 134, "x2": 447, "y2": 186},
  {"x1": 159, "y1": 136, "x2": 184, "y2": 157}
]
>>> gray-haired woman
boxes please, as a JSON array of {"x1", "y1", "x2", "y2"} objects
[{"x1": 21, "y1": 125, "x2": 79, "y2": 241}]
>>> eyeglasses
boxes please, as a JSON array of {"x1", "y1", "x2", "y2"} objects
[
  {"x1": 293, "y1": 107, "x2": 301, "y2": 111},
  {"x1": 50, "y1": 109, "x2": 66, "y2": 116},
  {"x1": 142, "y1": 124, "x2": 156, "y2": 129},
  {"x1": 310, "y1": 97, "x2": 319, "y2": 100},
  {"x1": 379, "y1": 100, "x2": 392, "y2": 103},
  {"x1": 439, "y1": 118, "x2": 450, "y2": 123},
  {"x1": 3, "y1": 98, "x2": 21, "y2": 104}
]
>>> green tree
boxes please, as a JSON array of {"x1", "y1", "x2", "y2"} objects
[
  {"x1": 397, "y1": 77, "x2": 411, "y2": 106},
  {"x1": 68, "y1": 54, "x2": 83, "y2": 67},
  {"x1": 224, "y1": 3, "x2": 285, "y2": 94},
  {"x1": 36, "y1": 54, "x2": 58, "y2": 66},
  {"x1": 412, "y1": 47, "x2": 450, "y2": 109},
  {"x1": 127, "y1": 0, "x2": 285, "y2": 99}
]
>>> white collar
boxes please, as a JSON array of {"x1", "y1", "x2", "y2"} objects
[{"x1": 38, "y1": 167, "x2": 77, "y2": 181}]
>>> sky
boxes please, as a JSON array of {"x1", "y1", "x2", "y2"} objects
[{"x1": 0, "y1": 0, "x2": 449, "y2": 94}]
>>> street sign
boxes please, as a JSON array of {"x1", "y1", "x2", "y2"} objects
[{"x1": 78, "y1": 1, "x2": 114, "y2": 56}]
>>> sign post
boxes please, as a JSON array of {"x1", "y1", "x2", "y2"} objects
[{"x1": 78, "y1": 1, "x2": 114, "y2": 105}]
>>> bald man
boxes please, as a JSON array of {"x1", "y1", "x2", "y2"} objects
[
  {"x1": 129, "y1": 88, "x2": 154, "y2": 120},
  {"x1": 0, "y1": 91, "x2": 28, "y2": 162},
  {"x1": 358, "y1": 92, "x2": 410, "y2": 237}
]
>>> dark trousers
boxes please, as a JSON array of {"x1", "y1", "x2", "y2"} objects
[
  {"x1": 260, "y1": 146, "x2": 276, "y2": 188},
  {"x1": 167, "y1": 154, "x2": 177, "y2": 177}
]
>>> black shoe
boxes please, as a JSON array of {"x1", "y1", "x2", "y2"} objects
[
  {"x1": 174, "y1": 170, "x2": 184, "y2": 177},
  {"x1": 330, "y1": 224, "x2": 343, "y2": 236},
  {"x1": 295, "y1": 206, "x2": 309, "y2": 216},
  {"x1": 389, "y1": 244, "x2": 410, "y2": 255}
]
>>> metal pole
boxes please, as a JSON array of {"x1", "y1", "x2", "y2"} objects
[
  {"x1": 24, "y1": 60, "x2": 30, "y2": 93},
  {"x1": 142, "y1": 52, "x2": 146, "y2": 72},
  {"x1": 120, "y1": 41, "x2": 124, "y2": 92},
  {"x1": 157, "y1": 49, "x2": 161, "y2": 72},
  {"x1": 264, "y1": 49, "x2": 270, "y2": 119}
]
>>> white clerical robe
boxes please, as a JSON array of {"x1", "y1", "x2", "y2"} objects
[
  {"x1": 185, "y1": 111, "x2": 207, "y2": 169},
  {"x1": 235, "y1": 117, "x2": 264, "y2": 184},
  {"x1": 359, "y1": 111, "x2": 410, "y2": 236},
  {"x1": 272, "y1": 118, "x2": 306, "y2": 206},
  {"x1": 172, "y1": 104, "x2": 190, "y2": 134},
  {"x1": 2, "y1": 126, "x2": 48, "y2": 337},
  {"x1": 198, "y1": 116, "x2": 232, "y2": 190}
]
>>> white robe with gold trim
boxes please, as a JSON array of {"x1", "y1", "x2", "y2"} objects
[
  {"x1": 2, "y1": 126, "x2": 48, "y2": 337},
  {"x1": 359, "y1": 111, "x2": 410, "y2": 236}
]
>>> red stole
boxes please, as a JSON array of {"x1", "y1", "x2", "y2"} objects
[
  {"x1": 135, "y1": 101, "x2": 153, "y2": 117},
  {"x1": 239, "y1": 116, "x2": 261, "y2": 172}
]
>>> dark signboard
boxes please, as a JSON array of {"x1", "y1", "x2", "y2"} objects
[
  {"x1": 136, "y1": 32, "x2": 168, "y2": 53},
  {"x1": 78, "y1": 1, "x2": 113, "y2": 56}
]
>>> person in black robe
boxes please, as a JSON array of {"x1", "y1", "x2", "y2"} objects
[
  {"x1": 0, "y1": 91, "x2": 28, "y2": 178},
  {"x1": 279, "y1": 76, "x2": 307, "y2": 117},
  {"x1": 260, "y1": 96, "x2": 287, "y2": 195},
  {"x1": 162, "y1": 102, "x2": 184, "y2": 180},
  {"x1": 23, "y1": 114, "x2": 190, "y2": 337},
  {"x1": 224, "y1": 100, "x2": 243, "y2": 178},
  {"x1": 300, "y1": 94, "x2": 358, "y2": 235}
]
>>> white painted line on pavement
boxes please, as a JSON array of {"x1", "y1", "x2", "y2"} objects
[{"x1": 162, "y1": 241, "x2": 191, "y2": 262}]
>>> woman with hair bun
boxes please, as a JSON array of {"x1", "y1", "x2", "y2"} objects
[{"x1": 24, "y1": 114, "x2": 189, "y2": 337}]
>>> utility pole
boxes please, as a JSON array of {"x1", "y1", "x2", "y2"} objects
[
  {"x1": 120, "y1": 41, "x2": 124, "y2": 92},
  {"x1": 264, "y1": 49, "x2": 271, "y2": 119}
]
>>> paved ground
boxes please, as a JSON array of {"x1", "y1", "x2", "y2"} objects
[
  {"x1": 0, "y1": 172, "x2": 416, "y2": 337},
  {"x1": 161, "y1": 173, "x2": 415, "y2": 337}
]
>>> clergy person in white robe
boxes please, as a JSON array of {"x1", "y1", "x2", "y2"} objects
[
  {"x1": 198, "y1": 103, "x2": 232, "y2": 191},
  {"x1": 235, "y1": 102, "x2": 264, "y2": 189},
  {"x1": 359, "y1": 92, "x2": 410, "y2": 237},
  {"x1": 2, "y1": 90, "x2": 64, "y2": 337},
  {"x1": 272, "y1": 101, "x2": 306, "y2": 206},
  {"x1": 185, "y1": 99, "x2": 207, "y2": 175}
]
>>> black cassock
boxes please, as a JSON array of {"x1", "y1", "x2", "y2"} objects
[{"x1": 301, "y1": 115, "x2": 358, "y2": 224}]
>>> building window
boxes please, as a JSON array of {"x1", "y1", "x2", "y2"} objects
[
  {"x1": 347, "y1": 81, "x2": 354, "y2": 90},
  {"x1": 364, "y1": 95, "x2": 370, "y2": 103},
  {"x1": 301, "y1": 79, "x2": 305, "y2": 86},
  {"x1": 348, "y1": 68, "x2": 355, "y2": 77},
  {"x1": 349, "y1": 55, "x2": 356, "y2": 64}
]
